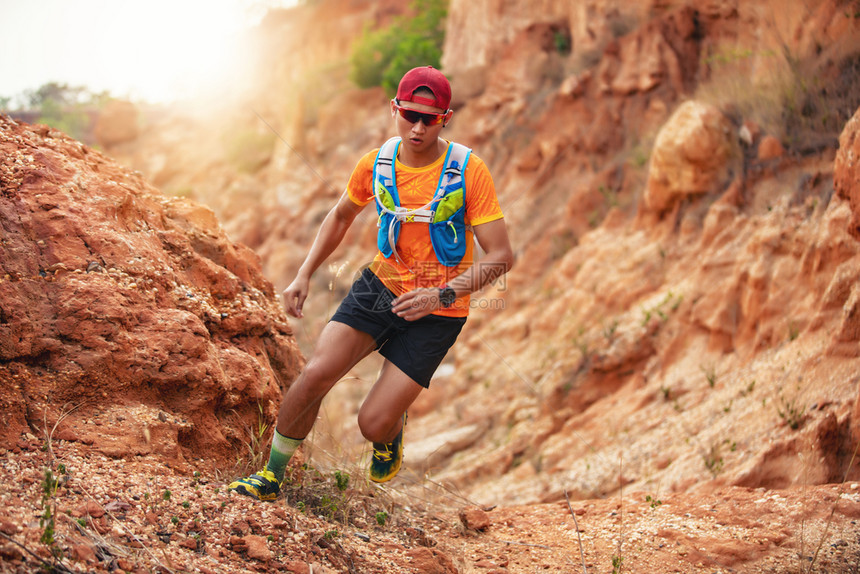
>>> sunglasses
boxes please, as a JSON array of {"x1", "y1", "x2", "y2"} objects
[{"x1": 393, "y1": 102, "x2": 448, "y2": 126}]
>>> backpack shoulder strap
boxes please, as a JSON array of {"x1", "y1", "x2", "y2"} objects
[
  {"x1": 373, "y1": 137, "x2": 401, "y2": 197},
  {"x1": 446, "y1": 142, "x2": 472, "y2": 173},
  {"x1": 438, "y1": 142, "x2": 472, "y2": 201}
]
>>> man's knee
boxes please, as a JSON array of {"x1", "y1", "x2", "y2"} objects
[{"x1": 357, "y1": 411, "x2": 385, "y2": 443}]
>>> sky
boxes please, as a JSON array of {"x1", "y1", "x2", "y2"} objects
[{"x1": 0, "y1": 0, "x2": 296, "y2": 105}]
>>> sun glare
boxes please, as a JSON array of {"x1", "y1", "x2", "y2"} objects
[
  {"x1": 1, "y1": 0, "x2": 295, "y2": 104},
  {"x1": 88, "y1": 1, "x2": 249, "y2": 103}
]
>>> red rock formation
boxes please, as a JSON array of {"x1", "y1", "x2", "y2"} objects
[
  {"x1": 66, "y1": 0, "x2": 860, "y2": 505},
  {"x1": 836, "y1": 107, "x2": 860, "y2": 240},
  {"x1": 1, "y1": 2, "x2": 860, "y2": 571},
  {"x1": 643, "y1": 100, "x2": 740, "y2": 213},
  {"x1": 834, "y1": 106, "x2": 860, "y2": 449},
  {"x1": 0, "y1": 115, "x2": 303, "y2": 470}
]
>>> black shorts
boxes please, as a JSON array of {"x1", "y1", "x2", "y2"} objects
[{"x1": 330, "y1": 268, "x2": 466, "y2": 388}]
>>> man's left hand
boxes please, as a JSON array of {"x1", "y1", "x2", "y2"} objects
[{"x1": 391, "y1": 288, "x2": 442, "y2": 321}]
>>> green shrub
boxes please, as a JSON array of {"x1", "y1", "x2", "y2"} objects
[
  {"x1": 37, "y1": 97, "x2": 89, "y2": 140},
  {"x1": 350, "y1": 0, "x2": 447, "y2": 96},
  {"x1": 334, "y1": 470, "x2": 350, "y2": 491},
  {"x1": 21, "y1": 82, "x2": 112, "y2": 142}
]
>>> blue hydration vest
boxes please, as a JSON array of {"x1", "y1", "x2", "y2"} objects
[{"x1": 372, "y1": 137, "x2": 472, "y2": 268}]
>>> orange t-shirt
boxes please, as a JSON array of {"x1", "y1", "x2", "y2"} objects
[{"x1": 347, "y1": 142, "x2": 504, "y2": 317}]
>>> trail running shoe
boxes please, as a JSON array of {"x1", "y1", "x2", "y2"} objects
[
  {"x1": 228, "y1": 469, "x2": 280, "y2": 501},
  {"x1": 369, "y1": 413, "x2": 406, "y2": 483}
]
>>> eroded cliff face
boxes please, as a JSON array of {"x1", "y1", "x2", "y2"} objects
[
  {"x1": 0, "y1": 116, "x2": 303, "y2": 470},
  {"x1": 418, "y1": 112, "x2": 860, "y2": 506},
  {"x1": 3, "y1": 2, "x2": 860, "y2": 572},
  {"x1": 60, "y1": 0, "x2": 860, "y2": 501},
  {"x1": 406, "y1": 0, "x2": 860, "y2": 505}
]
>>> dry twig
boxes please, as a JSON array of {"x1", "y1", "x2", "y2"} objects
[
  {"x1": 0, "y1": 530, "x2": 78, "y2": 573},
  {"x1": 807, "y1": 440, "x2": 860, "y2": 573},
  {"x1": 565, "y1": 489, "x2": 589, "y2": 574}
]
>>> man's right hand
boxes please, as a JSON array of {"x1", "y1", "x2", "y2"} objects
[
  {"x1": 282, "y1": 276, "x2": 310, "y2": 318},
  {"x1": 280, "y1": 190, "x2": 365, "y2": 319}
]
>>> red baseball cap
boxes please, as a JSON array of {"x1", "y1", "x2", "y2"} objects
[{"x1": 396, "y1": 66, "x2": 452, "y2": 110}]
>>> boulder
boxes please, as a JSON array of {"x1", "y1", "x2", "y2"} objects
[
  {"x1": 0, "y1": 115, "x2": 303, "y2": 469},
  {"x1": 643, "y1": 100, "x2": 739, "y2": 213}
]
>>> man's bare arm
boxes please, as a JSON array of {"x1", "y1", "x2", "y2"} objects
[{"x1": 283, "y1": 192, "x2": 365, "y2": 317}]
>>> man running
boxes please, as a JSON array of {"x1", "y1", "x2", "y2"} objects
[{"x1": 229, "y1": 65, "x2": 513, "y2": 500}]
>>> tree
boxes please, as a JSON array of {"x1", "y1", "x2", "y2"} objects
[{"x1": 16, "y1": 82, "x2": 113, "y2": 141}]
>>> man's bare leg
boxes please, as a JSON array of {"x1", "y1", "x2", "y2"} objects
[
  {"x1": 277, "y1": 320, "x2": 377, "y2": 439},
  {"x1": 359, "y1": 360, "x2": 423, "y2": 483},
  {"x1": 228, "y1": 321, "x2": 377, "y2": 500},
  {"x1": 358, "y1": 359, "x2": 422, "y2": 443}
]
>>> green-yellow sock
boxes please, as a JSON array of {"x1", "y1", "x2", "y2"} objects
[{"x1": 265, "y1": 430, "x2": 303, "y2": 483}]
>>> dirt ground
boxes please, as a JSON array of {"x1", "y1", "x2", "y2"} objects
[{"x1": 2, "y1": 436, "x2": 859, "y2": 574}]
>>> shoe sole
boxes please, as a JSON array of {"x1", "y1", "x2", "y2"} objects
[
  {"x1": 230, "y1": 484, "x2": 278, "y2": 501},
  {"x1": 369, "y1": 460, "x2": 402, "y2": 483}
]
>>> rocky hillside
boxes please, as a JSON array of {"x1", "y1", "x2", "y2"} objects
[
  {"x1": 0, "y1": 117, "x2": 303, "y2": 470},
  {"x1": 3, "y1": 0, "x2": 860, "y2": 572}
]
